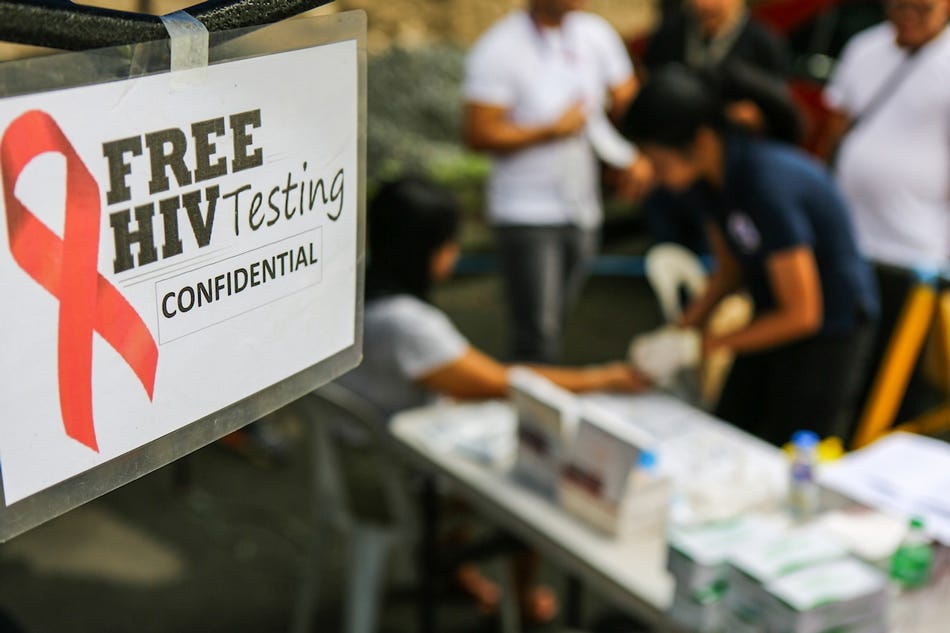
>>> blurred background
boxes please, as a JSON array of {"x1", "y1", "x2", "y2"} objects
[{"x1": 0, "y1": 1, "x2": 907, "y2": 632}]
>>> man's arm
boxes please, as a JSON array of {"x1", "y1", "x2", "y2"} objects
[
  {"x1": 707, "y1": 246, "x2": 823, "y2": 354},
  {"x1": 815, "y1": 108, "x2": 852, "y2": 163},
  {"x1": 463, "y1": 101, "x2": 586, "y2": 155},
  {"x1": 608, "y1": 76, "x2": 639, "y2": 122},
  {"x1": 679, "y1": 223, "x2": 744, "y2": 329}
]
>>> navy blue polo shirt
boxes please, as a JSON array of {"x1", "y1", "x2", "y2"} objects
[{"x1": 693, "y1": 134, "x2": 879, "y2": 335}]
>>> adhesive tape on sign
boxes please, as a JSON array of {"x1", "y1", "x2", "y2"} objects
[{"x1": 159, "y1": 11, "x2": 209, "y2": 76}]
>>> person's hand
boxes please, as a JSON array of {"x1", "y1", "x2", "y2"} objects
[
  {"x1": 615, "y1": 155, "x2": 654, "y2": 201},
  {"x1": 549, "y1": 101, "x2": 587, "y2": 139},
  {"x1": 628, "y1": 326, "x2": 701, "y2": 386},
  {"x1": 702, "y1": 331, "x2": 726, "y2": 357},
  {"x1": 725, "y1": 100, "x2": 766, "y2": 133},
  {"x1": 597, "y1": 362, "x2": 654, "y2": 393}
]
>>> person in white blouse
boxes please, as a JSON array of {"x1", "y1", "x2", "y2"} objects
[
  {"x1": 463, "y1": 0, "x2": 652, "y2": 364},
  {"x1": 341, "y1": 177, "x2": 648, "y2": 419}
]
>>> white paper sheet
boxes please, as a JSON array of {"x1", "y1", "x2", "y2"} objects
[
  {"x1": 818, "y1": 433, "x2": 950, "y2": 545},
  {"x1": 410, "y1": 400, "x2": 516, "y2": 467}
]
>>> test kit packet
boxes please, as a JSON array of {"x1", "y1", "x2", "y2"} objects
[
  {"x1": 559, "y1": 401, "x2": 671, "y2": 538},
  {"x1": 509, "y1": 368, "x2": 579, "y2": 498},
  {"x1": 668, "y1": 516, "x2": 786, "y2": 633},
  {"x1": 725, "y1": 525, "x2": 848, "y2": 624},
  {"x1": 761, "y1": 558, "x2": 889, "y2": 633}
]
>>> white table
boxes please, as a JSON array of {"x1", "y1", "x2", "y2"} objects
[
  {"x1": 390, "y1": 392, "x2": 788, "y2": 631},
  {"x1": 389, "y1": 392, "x2": 949, "y2": 633}
]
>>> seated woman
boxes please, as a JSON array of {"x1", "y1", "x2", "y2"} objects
[
  {"x1": 620, "y1": 66, "x2": 880, "y2": 447},
  {"x1": 340, "y1": 175, "x2": 649, "y2": 417},
  {"x1": 338, "y1": 175, "x2": 650, "y2": 621}
]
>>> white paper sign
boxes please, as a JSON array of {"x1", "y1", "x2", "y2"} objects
[{"x1": 0, "y1": 40, "x2": 360, "y2": 504}]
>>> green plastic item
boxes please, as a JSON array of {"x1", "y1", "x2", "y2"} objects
[{"x1": 890, "y1": 517, "x2": 934, "y2": 589}]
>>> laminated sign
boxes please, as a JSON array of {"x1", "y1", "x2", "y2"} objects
[{"x1": 0, "y1": 13, "x2": 366, "y2": 538}]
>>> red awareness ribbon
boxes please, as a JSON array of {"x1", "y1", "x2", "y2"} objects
[{"x1": 1, "y1": 110, "x2": 158, "y2": 452}]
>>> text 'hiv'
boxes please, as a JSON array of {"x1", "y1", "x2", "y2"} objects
[{"x1": 102, "y1": 109, "x2": 345, "y2": 275}]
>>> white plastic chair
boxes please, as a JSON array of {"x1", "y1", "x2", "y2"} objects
[
  {"x1": 290, "y1": 383, "x2": 417, "y2": 633},
  {"x1": 644, "y1": 243, "x2": 708, "y2": 323}
]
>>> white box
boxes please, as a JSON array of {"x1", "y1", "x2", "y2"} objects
[
  {"x1": 725, "y1": 525, "x2": 848, "y2": 622},
  {"x1": 509, "y1": 368, "x2": 579, "y2": 497},
  {"x1": 669, "y1": 589, "x2": 726, "y2": 633},
  {"x1": 668, "y1": 515, "x2": 785, "y2": 596},
  {"x1": 722, "y1": 607, "x2": 768, "y2": 633},
  {"x1": 558, "y1": 401, "x2": 671, "y2": 538},
  {"x1": 762, "y1": 558, "x2": 889, "y2": 633}
]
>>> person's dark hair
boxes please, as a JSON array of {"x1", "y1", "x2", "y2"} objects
[
  {"x1": 621, "y1": 65, "x2": 728, "y2": 151},
  {"x1": 366, "y1": 175, "x2": 461, "y2": 301}
]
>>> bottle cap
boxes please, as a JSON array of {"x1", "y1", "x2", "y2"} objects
[
  {"x1": 637, "y1": 450, "x2": 657, "y2": 470},
  {"x1": 792, "y1": 430, "x2": 819, "y2": 448}
]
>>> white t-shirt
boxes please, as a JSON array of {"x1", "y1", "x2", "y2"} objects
[
  {"x1": 825, "y1": 23, "x2": 950, "y2": 269},
  {"x1": 464, "y1": 11, "x2": 634, "y2": 229},
  {"x1": 337, "y1": 295, "x2": 469, "y2": 418}
]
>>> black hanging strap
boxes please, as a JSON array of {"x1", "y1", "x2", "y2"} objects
[
  {"x1": 0, "y1": 0, "x2": 334, "y2": 51},
  {"x1": 846, "y1": 47, "x2": 923, "y2": 135}
]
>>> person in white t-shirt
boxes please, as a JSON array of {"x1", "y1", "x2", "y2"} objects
[
  {"x1": 463, "y1": 0, "x2": 652, "y2": 364},
  {"x1": 338, "y1": 176, "x2": 650, "y2": 621},
  {"x1": 341, "y1": 176, "x2": 649, "y2": 417},
  {"x1": 825, "y1": 0, "x2": 950, "y2": 271},
  {"x1": 823, "y1": 0, "x2": 950, "y2": 420}
]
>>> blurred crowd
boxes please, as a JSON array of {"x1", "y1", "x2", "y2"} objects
[
  {"x1": 337, "y1": 0, "x2": 950, "y2": 623},
  {"x1": 350, "y1": 0, "x2": 950, "y2": 444}
]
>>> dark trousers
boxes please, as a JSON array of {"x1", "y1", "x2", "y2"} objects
[
  {"x1": 857, "y1": 263, "x2": 945, "y2": 423},
  {"x1": 495, "y1": 225, "x2": 598, "y2": 363},
  {"x1": 715, "y1": 323, "x2": 876, "y2": 447}
]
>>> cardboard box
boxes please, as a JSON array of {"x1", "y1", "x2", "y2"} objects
[
  {"x1": 509, "y1": 368, "x2": 579, "y2": 498},
  {"x1": 669, "y1": 586, "x2": 727, "y2": 633},
  {"x1": 722, "y1": 606, "x2": 768, "y2": 633},
  {"x1": 762, "y1": 558, "x2": 889, "y2": 633},
  {"x1": 559, "y1": 401, "x2": 670, "y2": 538},
  {"x1": 668, "y1": 515, "x2": 785, "y2": 597},
  {"x1": 725, "y1": 525, "x2": 848, "y2": 622}
]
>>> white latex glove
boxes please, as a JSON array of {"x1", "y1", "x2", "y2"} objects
[{"x1": 628, "y1": 326, "x2": 702, "y2": 386}]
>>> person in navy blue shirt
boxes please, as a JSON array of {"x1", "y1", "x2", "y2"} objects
[{"x1": 622, "y1": 66, "x2": 879, "y2": 446}]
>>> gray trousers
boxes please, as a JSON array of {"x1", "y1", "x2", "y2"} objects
[{"x1": 494, "y1": 225, "x2": 599, "y2": 363}]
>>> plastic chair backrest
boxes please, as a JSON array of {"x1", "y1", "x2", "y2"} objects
[
  {"x1": 297, "y1": 383, "x2": 416, "y2": 535},
  {"x1": 291, "y1": 384, "x2": 417, "y2": 633},
  {"x1": 645, "y1": 243, "x2": 708, "y2": 323}
]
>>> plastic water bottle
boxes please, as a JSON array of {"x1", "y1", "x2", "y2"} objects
[
  {"x1": 788, "y1": 430, "x2": 819, "y2": 521},
  {"x1": 891, "y1": 517, "x2": 934, "y2": 589}
]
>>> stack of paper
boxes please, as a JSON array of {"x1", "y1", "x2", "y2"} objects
[
  {"x1": 667, "y1": 516, "x2": 785, "y2": 633},
  {"x1": 761, "y1": 558, "x2": 889, "y2": 633},
  {"x1": 725, "y1": 525, "x2": 849, "y2": 626},
  {"x1": 670, "y1": 589, "x2": 727, "y2": 633},
  {"x1": 721, "y1": 608, "x2": 768, "y2": 633},
  {"x1": 669, "y1": 516, "x2": 786, "y2": 594},
  {"x1": 411, "y1": 400, "x2": 516, "y2": 467},
  {"x1": 818, "y1": 433, "x2": 950, "y2": 546}
]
